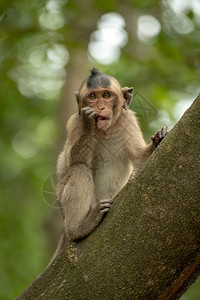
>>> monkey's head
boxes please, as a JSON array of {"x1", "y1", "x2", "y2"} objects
[{"x1": 74, "y1": 68, "x2": 133, "y2": 131}]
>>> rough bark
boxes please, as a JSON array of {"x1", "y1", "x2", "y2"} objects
[{"x1": 17, "y1": 95, "x2": 200, "y2": 300}]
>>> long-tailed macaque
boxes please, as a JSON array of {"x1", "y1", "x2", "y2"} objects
[{"x1": 56, "y1": 68, "x2": 169, "y2": 244}]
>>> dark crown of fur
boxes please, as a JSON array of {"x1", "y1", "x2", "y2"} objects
[
  {"x1": 87, "y1": 68, "x2": 110, "y2": 89},
  {"x1": 90, "y1": 68, "x2": 102, "y2": 77}
]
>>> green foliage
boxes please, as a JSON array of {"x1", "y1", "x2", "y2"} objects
[{"x1": 0, "y1": 0, "x2": 199, "y2": 299}]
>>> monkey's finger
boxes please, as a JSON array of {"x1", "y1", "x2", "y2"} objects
[
  {"x1": 81, "y1": 107, "x2": 92, "y2": 112},
  {"x1": 100, "y1": 203, "x2": 112, "y2": 209},
  {"x1": 100, "y1": 199, "x2": 113, "y2": 205},
  {"x1": 161, "y1": 127, "x2": 165, "y2": 137},
  {"x1": 161, "y1": 126, "x2": 170, "y2": 138},
  {"x1": 157, "y1": 130, "x2": 162, "y2": 139},
  {"x1": 165, "y1": 126, "x2": 170, "y2": 134},
  {"x1": 88, "y1": 111, "x2": 97, "y2": 119},
  {"x1": 100, "y1": 199, "x2": 112, "y2": 210},
  {"x1": 161, "y1": 126, "x2": 167, "y2": 137},
  {"x1": 100, "y1": 208, "x2": 110, "y2": 214},
  {"x1": 81, "y1": 108, "x2": 89, "y2": 116},
  {"x1": 81, "y1": 107, "x2": 95, "y2": 117},
  {"x1": 84, "y1": 108, "x2": 96, "y2": 117}
]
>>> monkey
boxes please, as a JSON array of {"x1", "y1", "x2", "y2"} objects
[{"x1": 56, "y1": 68, "x2": 169, "y2": 248}]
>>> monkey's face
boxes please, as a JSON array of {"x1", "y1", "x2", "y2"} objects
[
  {"x1": 75, "y1": 69, "x2": 133, "y2": 131},
  {"x1": 83, "y1": 88, "x2": 117, "y2": 130}
]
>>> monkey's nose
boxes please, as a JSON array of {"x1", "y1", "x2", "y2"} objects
[
  {"x1": 97, "y1": 99, "x2": 106, "y2": 110},
  {"x1": 97, "y1": 106, "x2": 105, "y2": 110},
  {"x1": 97, "y1": 101, "x2": 105, "y2": 110}
]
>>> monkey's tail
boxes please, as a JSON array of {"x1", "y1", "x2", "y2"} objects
[{"x1": 47, "y1": 231, "x2": 68, "y2": 267}]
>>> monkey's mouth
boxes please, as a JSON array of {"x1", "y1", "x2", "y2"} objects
[
  {"x1": 95, "y1": 115, "x2": 110, "y2": 122},
  {"x1": 95, "y1": 115, "x2": 111, "y2": 130}
]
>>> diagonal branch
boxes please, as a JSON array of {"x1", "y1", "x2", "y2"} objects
[{"x1": 17, "y1": 95, "x2": 200, "y2": 300}]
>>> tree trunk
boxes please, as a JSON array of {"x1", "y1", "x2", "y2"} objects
[{"x1": 16, "y1": 95, "x2": 200, "y2": 300}]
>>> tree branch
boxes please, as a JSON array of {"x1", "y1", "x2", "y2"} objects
[{"x1": 17, "y1": 95, "x2": 200, "y2": 300}]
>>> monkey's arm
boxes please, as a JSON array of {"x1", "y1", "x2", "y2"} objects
[
  {"x1": 58, "y1": 111, "x2": 96, "y2": 168},
  {"x1": 132, "y1": 126, "x2": 169, "y2": 167},
  {"x1": 56, "y1": 111, "x2": 97, "y2": 187},
  {"x1": 125, "y1": 111, "x2": 169, "y2": 168},
  {"x1": 57, "y1": 111, "x2": 111, "y2": 242}
]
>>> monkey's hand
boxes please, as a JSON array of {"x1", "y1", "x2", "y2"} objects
[
  {"x1": 81, "y1": 107, "x2": 97, "y2": 132},
  {"x1": 151, "y1": 126, "x2": 170, "y2": 147}
]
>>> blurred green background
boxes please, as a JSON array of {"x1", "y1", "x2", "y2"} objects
[{"x1": 0, "y1": 0, "x2": 200, "y2": 299}]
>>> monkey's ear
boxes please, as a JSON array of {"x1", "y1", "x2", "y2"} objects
[
  {"x1": 74, "y1": 91, "x2": 79, "y2": 103},
  {"x1": 74, "y1": 91, "x2": 81, "y2": 114},
  {"x1": 122, "y1": 87, "x2": 134, "y2": 110}
]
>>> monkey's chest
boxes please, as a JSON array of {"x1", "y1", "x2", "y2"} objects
[{"x1": 94, "y1": 141, "x2": 133, "y2": 200}]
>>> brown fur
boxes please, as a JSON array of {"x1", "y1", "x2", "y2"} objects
[{"x1": 54, "y1": 70, "x2": 169, "y2": 257}]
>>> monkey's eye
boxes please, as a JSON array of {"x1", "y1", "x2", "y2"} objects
[
  {"x1": 89, "y1": 93, "x2": 97, "y2": 100},
  {"x1": 103, "y1": 92, "x2": 111, "y2": 99}
]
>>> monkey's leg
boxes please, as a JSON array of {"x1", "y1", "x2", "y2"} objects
[{"x1": 60, "y1": 164, "x2": 109, "y2": 241}]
